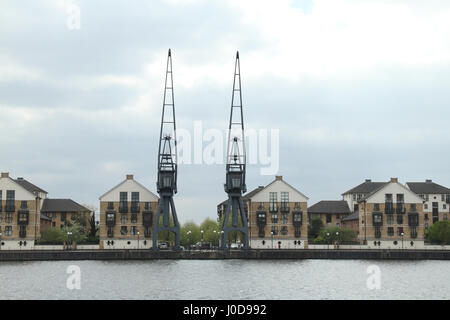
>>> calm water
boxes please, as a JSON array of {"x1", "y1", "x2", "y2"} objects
[{"x1": 0, "y1": 259, "x2": 449, "y2": 300}]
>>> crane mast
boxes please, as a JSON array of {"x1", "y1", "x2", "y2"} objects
[
  {"x1": 221, "y1": 51, "x2": 249, "y2": 249},
  {"x1": 153, "y1": 48, "x2": 181, "y2": 250}
]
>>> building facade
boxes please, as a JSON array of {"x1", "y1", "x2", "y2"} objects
[
  {"x1": 99, "y1": 174, "x2": 159, "y2": 249},
  {"x1": 245, "y1": 176, "x2": 309, "y2": 249},
  {"x1": 0, "y1": 172, "x2": 47, "y2": 249},
  {"x1": 307, "y1": 200, "x2": 351, "y2": 228},
  {"x1": 406, "y1": 180, "x2": 450, "y2": 230},
  {"x1": 41, "y1": 199, "x2": 91, "y2": 231},
  {"x1": 357, "y1": 178, "x2": 425, "y2": 249}
]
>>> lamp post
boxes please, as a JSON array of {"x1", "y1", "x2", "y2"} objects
[
  {"x1": 0, "y1": 232, "x2": 2, "y2": 251},
  {"x1": 401, "y1": 232, "x2": 404, "y2": 250},
  {"x1": 137, "y1": 231, "x2": 140, "y2": 250},
  {"x1": 271, "y1": 231, "x2": 274, "y2": 249},
  {"x1": 201, "y1": 230, "x2": 204, "y2": 249},
  {"x1": 327, "y1": 232, "x2": 330, "y2": 250},
  {"x1": 336, "y1": 231, "x2": 339, "y2": 249},
  {"x1": 220, "y1": 230, "x2": 225, "y2": 249},
  {"x1": 67, "y1": 231, "x2": 72, "y2": 250},
  {"x1": 187, "y1": 231, "x2": 191, "y2": 252},
  {"x1": 213, "y1": 230, "x2": 217, "y2": 249}
]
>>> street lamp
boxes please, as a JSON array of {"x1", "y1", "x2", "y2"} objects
[
  {"x1": 220, "y1": 230, "x2": 225, "y2": 249},
  {"x1": 67, "y1": 232, "x2": 73, "y2": 250},
  {"x1": 271, "y1": 231, "x2": 274, "y2": 249},
  {"x1": 213, "y1": 230, "x2": 217, "y2": 249},
  {"x1": 336, "y1": 231, "x2": 339, "y2": 249},
  {"x1": 187, "y1": 231, "x2": 191, "y2": 251},
  {"x1": 401, "y1": 232, "x2": 404, "y2": 250},
  {"x1": 0, "y1": 232, "x2": 2, "y2": 251},
  {"x1": 137, "y1": 231, "x2": 140, "y2": 250},
  {"x1": 201, "y1": 230, "x2": 204, "y2": 247},
  {"x1": 327, "y1": 232, "x2": 330, "y2": 250}
]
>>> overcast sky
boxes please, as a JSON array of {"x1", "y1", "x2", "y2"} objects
[{"x1": 1, "y1": 0, "x2": 450, "y2": 223}]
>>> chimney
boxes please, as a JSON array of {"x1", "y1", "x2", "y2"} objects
[
  {"x1": 390, "y1": 177, "x2": 398, "y2": 183},
  {"x1": 426, "y1": 179, "x2": 432, "y2": 184},
  {"x1": 1, "y1": 172, "x2": 9, "y2": 178},
  {"x1": 275, "y1": 176, "x2": 283, "y2": 181},
  {"x1": 365, "y1": 179, "x2": 372, "y2": 183},
  {"x1": 126, "y1": 174, "x2": 134, "y2": 180}
]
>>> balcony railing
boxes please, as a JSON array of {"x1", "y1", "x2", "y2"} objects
[
  {"x1": 106, "y1": 213, "x2": 116, "y2": 227},
  {"x1": 293, "y1": 211, "x2": 303, "y2": 226},
  {"x1": 373, "y1": 213, "x2": 383, "y2": 226},
  {"x1": 408, "y1": 213, "x2": 419, "y2": 227},
  {"x1": 119, "y1": 201, "x2": 128, "y2": 213},
  {"x1": 130, "y1": 202, "x2": 140, "y2": 213},
  {"x1": 385, "y1": 202, "x2": 394, "y2": 214},
  {"x1": 396, "y1": 203, "x2": 406, "y2": 214},
  {"x1": 143, "y1": 211, "x2": 153, "y2": 227},
  {"x1": 5, "y1": 201, "x2": 15, "y2": 212},
  {"x1": 269, "y1": 203, "x2": 278, "y2": 213},
  {"x1": 280, "y1": 203, "x2": 290, "y2": 213}
]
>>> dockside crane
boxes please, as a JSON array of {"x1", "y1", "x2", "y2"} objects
[
  {"x1": 221, "y1": 51, "x2": 249, "y2": 249},
  {"x1": 153, "y1": 49, "x2": 181, "y2": 250}
]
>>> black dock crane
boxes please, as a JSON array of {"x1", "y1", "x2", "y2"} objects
[
  {"x1": 153, "y1": 49, "x2": 181, "y2": 250},
  {"x1": 221, "y1": 51, "x2": 249, "y2": 249}
]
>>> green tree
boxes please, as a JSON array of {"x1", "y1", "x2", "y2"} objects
[
  {"x1": 308, "y1": 217, "x2": 324, "y2": 239},
  {"x1": 180, "y1": 221, "x2": 201, "y2": 247},
  {"x1": 428, "y1": 221, "x2": 450, "y2": 244},
  {"x1": 40, "y1": 227, "x2": 64, "y2": 244},
  {"x1": 61, "y1": 222, "x2": 87, "y2": 244},
  {"x1": 315, "y1": 226, "x2": 356, "y2": 244},
  {"x1": 200, "y1": 218, "x2": 220, "y2": 245}
]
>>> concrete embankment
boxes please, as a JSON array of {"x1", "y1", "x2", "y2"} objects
[{"x1": 1, "y1": 249, "x2": 450, "y2": 261}]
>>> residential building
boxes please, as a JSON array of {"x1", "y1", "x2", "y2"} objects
[
  {"x1": 307, "y1": 200, "x2": 351, "y2": 228},
  {"x1": 406, "y1": 180, "x2": 450, "y2": 230},
  {"x1": 0, "y1": 172, "x2": 47, "y2": 249},
  {"x1": 223, "y1": 176, "x2": 309, "y2": 249},
  {"x1": 357, "y1": 178, "x2": 425, "y2": 249},
  {"x1": 99, "y1": 174, "x2": 159, "y2": 249},
  {"x1": 342, "y1": 179, "x2": 387, "y2": 213},
  {"x1": 342, "y1": 212, "x2": 359, "y2": 235},
  {"x1": 41, "y1": 199, "x2": 92, "y2": 231}
]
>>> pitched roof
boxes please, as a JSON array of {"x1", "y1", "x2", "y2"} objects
[
  {"x1": 308, "y1": 200, "x2": 351, "y2": 214},
  {"x1": 218, "y1": 186, "x2": 265, "y2": 207},
  {"x1": 41, "y1": 199, "x2": 90, "y2": 213},
  {"x1": 14, "y1": 178, "x2": 47, "y2": 194},
  {"x1": 40, "y1": 214, "x2": 52, "y2": 221},
  {"x1": 406, "y1": 181, "x2": 450, "y2": 195},
  {"x1": 342, "y1": 180, "x2": 387, "y2": 195},
  {"x1": 342, "y1": 211, "x2": 359, "y2": 221}
]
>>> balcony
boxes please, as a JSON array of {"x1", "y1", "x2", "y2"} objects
[
  {"x1": 17, "y1": 211, "x2": 29, "y2": 225},
  {"x1": 269, "y1": 203, "x2": 278, "y2": 213},
  {"x1": 130, "y1": 202, "x2": 140, "y2": 213},
  {"x1": 373, "y1": 213, "x2": 383, "y2": 226},
  {"x1": 19, "y1": 229, "x2": 27, "y2": 238},
  {"x1": 408, "y1": 213, "x2": 419, "y2": 227},
  {"x1": 257, "y1": 211, "x2": 267, "y2": 226},
  {"x1": 5, "y1": 201, "x2": 15, "y2": 212},
  {"x1": 293, "y1": 211, "x2": 303, "y2": 226},
  {"x1": 106, "y1": 212, "x2": 116, "y2": 227},
  {"x1": 396, "y1": 203, "x2": 406, "y2": 214},
  {"x1": 143, "y1": 211, "x2": 153, "y2": 227},
  {"x1": 384, "y1": 202, "x2": 394, "y2": 214},
  {"x1": 119, "y1": 201, "x2": 128, "y2": 213},
  {"x1": 280, "y1": 203, "x2": 290, "y2": 213}
]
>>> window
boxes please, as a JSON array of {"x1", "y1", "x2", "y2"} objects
[
  {"x1": 119, "y1": 192, "x2": 128, "y2": 213},
  {"x1": 271, "y1": 212, "x2": 278, "y2": 223},
  {"x1": 5, "y1": 212, "x2": 13, "y2": 223},
  {"x1": 425, "y1": 194, "x2": 429, "y2": 201},
  {"x1": 20, "y1": 201, "x2": 27, "y2": 209},
  {"x1": 6, "y1": 190, "x2": 15, "y2": 211},
  {"x1": 107, "y1": 227, "x2": 114, "y2": 238},
  {"x1": 385, "y1": 194, "x2": 393, "y2": 202},
  {"x1": 326, "y1": 214, "x2": 332, "y2": 223},
  {"x1": 5, "y1": 226, "x2": 12, "y2": 236},
  {"x1": 424, "y1": 204, "x2": 428, "y2": 210},
  {"x1": 107, "y1": 202, "x2": 114, "y2": 210},
  {"x1": 281, "y1": 226, "x2": 288, "y2": 235},
  {"x1": 373, "y1": 213, "x2": 382, "y2": 225},
  {"x1": 280, "y1": 192, "x2": 289, "y2": 212},
  {"x1": 444, "y1": 204, "x2": 447, "y2": 210},
  {"x1": 61, "y1": 212, "x2": 66, "y2": 222},
  {"x1": 131, "y1": 214, "x2": 138, "y2": 223},
  {"x1": 374, "y1": 227, "x2": 381, "y2": 238},
  {"x1": 396, "y1": 194, "x2": 404, "y2": 203},
  {"x1": 387, "y1": 227, "x2": 394, "y2": 236},
  {"x1": 131, "y1": 192, "x2": 140, "y2": 213},
  {"x1": 357, "y1": 194, "x2": 362, "y2": 200},
  {"x1": 387, "y1": 215, "x2": 394, "y2": 225},
  {"x1": 294, "y1": 226, "x2": 301, "y2": 238},
  {"x1": 121, "y1": 214, "x2": 127, "y2": 224},
  {"x1": 271, "y1": 226, "x2": 278, "y2": 236},
  {"x1": 410, "y1": 204, "x2": 417, "y2": 212},
  {"x1": 398, "y1": 227, "x2": 404, "y2": 236},
  {"x1": 281, "y1": 212, "x2": 288, "y2": 224},
  {"x1": 444, "y1": 214, "x2": 448, "y2": 221},
  {"x1": 411, "y1": 227, "x2": 417, "y2": 239},
  {"x1": 106, "y1": 213, "x2": 115, "y2": 224},
  {"x1": 144, "y1": 202, "x2": 151, "y2": 211},
  {"x1": 19, "y1": 226, "x2": 26, "y2": 238},
  {"x1": 397, "y1": 215, "x2": 403, "y2": 224},
  {"x1": 269, "y1": 192, "x2": 278, "y2": 212},
  {"x1": 374, "y1": 203, "x2": 380, "y2": 211},
  {"x1": 352, "y1": 194, "x2": 356, "y2": 201},
  {"x1": 120, "y1": 226, "x2": 128, "y2": 235},
  {"x1": 130, "y1": 226, "x2": 137, "y2": 235},
  {"x1": 144, "y1": 227, "x2": 151, "y2": 238}
]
